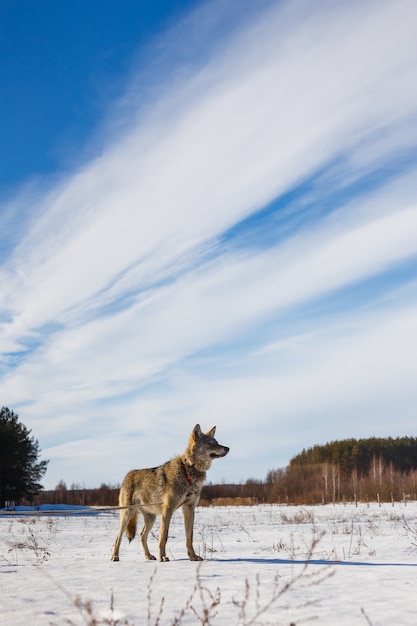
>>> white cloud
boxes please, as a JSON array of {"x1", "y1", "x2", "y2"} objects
[
  {"x1": 1, "y1": 0, "x2": 417, "y2": 487},
  {"x1": 41, "y1": 295, "x2": 417, "y2": 487},
  {"x1": 2, "y1": 0, "x2": 417, "y2": 335},
  {"x1": 3, "y1": 185, "x2": 416, "y2": 428}
]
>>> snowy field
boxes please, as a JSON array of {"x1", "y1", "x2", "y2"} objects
[{"x1": 1, "y1": 502, "x2": 417, "y2": 625}]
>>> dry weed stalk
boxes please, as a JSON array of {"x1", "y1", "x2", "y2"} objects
[
  {"x1": 168, "y1": 563, "x2": 221, "y2": 626},
  {"x1": 402, "y1": 518, "x2": 417, "y2": 550},
  {"x1": 360, "y1": 606, "x2": 374, "y2": 625},
  {"x1": 233, "y1": 531, "x2": 334, "y2": 625},
  {"x1": 50, "y1": 591, "x2": 135, "y2": 626},
  {"x1": 146, "y1": 568, "x2": 165, "y2": 626},
  {"x1": 45, "y1": 529, "x2": 334, "y2": 626},
  {"x1": 49, "y1": 544, "x2": 331, "y2": 626},
  {"x1": 189, "y1": 565, "x2": 221, "y2": 625},
  {"x1": 7, "y1": 520, "x2": 52, "y2": 564}
]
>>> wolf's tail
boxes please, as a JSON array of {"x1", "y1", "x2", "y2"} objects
[{"x1": 126, "y1": 509, "x2": 138, "y2": 543}]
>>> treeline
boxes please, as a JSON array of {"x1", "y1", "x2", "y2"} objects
[
  {"x1": 32, "y1": 463, "x2": 417, "y2": 508},
  {"x1": 33, "y1": 481, "x2": 120, "y2": 507},
  {"x1": 203, "y1": 452, "x2": 417, "y2": 505},
  {"x1": 262, "y1": 462, "x2": 417, "y2": 505},
  {"x1": 290, "y1": 436, "x2": 417, "y2": 476},
  {"x1": 30, "y1": 437, "x2": 417, "y2": 507}
]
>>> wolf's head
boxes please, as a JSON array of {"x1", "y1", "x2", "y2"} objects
[{"x1": 186, "y1": 424, "x2": 229, "y2": 471}]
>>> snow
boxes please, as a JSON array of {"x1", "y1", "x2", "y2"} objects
[{"x1": 1, "y1": 502, "x2": 417, "y2": 625}]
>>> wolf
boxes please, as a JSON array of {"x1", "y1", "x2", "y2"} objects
[{"x1": 111, "y1": 424, "x2": 229, "y2": 562}]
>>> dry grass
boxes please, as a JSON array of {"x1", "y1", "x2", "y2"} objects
[{"x1": 44, "y1": 531, "x2": 334, "y2": 626}]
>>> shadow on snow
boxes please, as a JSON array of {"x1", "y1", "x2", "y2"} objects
[{"x1": 211, "y1": 557, "x2": 417, "y2": 567}]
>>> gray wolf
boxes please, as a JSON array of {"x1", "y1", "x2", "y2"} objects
[{"x1": 111, "y1": 424, "x2": 229, "y2": 562}]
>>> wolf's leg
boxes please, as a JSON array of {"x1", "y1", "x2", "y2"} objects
[
  {"x1": 158, "y1": 505, "x2": 174, "y2": 561},
  {"x1": 111, "y1": 507, "x2": 135, "y2": 561},
  {"x1": 183, "y1": 503, "x2": 203, "y2": 561},
  {"x1": 140, "y1": 512, "x2": 157, "y2": 560}
]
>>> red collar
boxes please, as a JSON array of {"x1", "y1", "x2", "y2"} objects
[{"x1": 181, "y1": 461, "x2": 194, "y2": 484}]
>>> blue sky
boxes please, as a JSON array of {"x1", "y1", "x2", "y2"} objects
[{"x1": 1, "y1": 0, "x2": 417, "y2": 490}]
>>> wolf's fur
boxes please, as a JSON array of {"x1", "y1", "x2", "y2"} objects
[{"x1": 111, "y1": 424, "x2": 229, "y2": 562}]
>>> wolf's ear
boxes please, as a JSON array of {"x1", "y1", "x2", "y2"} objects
[
  {"x1": 206, "y1": 426, "x2": 216, "y2": 437},
  {"x1": 192, "y1": 424, "x2": 202, "y2": 440}
]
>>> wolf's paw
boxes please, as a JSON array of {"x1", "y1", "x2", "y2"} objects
[
  {"x1": 190, "y1": 554, "x2": 203, "y2": 561},
  {"x1": 159, "y1": 556, "x2": 170, "y2": 562},
  {"x1": 145, "y1": 554, "x2": 157, "y2": 561},
  {"x1": 111, "y1": 555, "x2": 120, "y2": 562}
]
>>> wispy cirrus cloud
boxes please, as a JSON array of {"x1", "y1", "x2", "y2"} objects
[{"x1": 1, "y1": 0, "x2": 417, "y2": 486}]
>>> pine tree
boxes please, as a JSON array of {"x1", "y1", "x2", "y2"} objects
[{"x1": 0, "y1": 407, "x2": 49, "y2": 507}]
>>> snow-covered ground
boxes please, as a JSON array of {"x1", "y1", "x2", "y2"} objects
[{"x1": 1, "y1": 502, "x2": 417, "y2": 625}]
